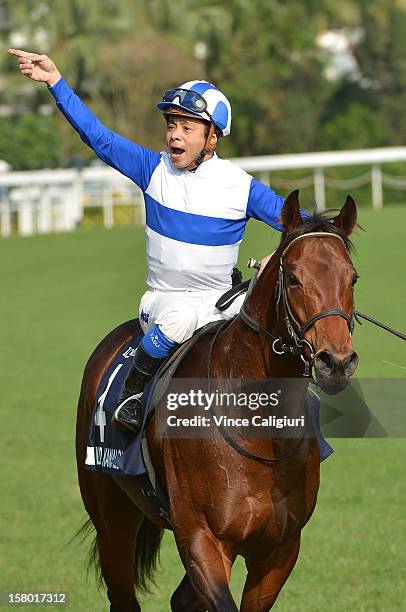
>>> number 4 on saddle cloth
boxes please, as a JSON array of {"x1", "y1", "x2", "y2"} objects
[{"x1": 85, "y1": 323, "x2": 333, "y2": 527}]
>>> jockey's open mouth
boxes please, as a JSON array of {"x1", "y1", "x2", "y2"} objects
[{"x1": 170, "y1": 145, "x2": 186, "y2": 160}]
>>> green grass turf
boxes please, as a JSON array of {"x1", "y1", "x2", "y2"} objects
[{"x1": 1, "y1": 203, "x2": 405, "y2": 610}]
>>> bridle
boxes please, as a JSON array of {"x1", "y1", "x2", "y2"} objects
[
  {"x1": 208, "y1": 231, "x2": 354, "y2": 464},
  {"x1": 240, "y1": 231, "x2": 355, "y2": 378},
  {"x1": 211, "y1": 230, "x2": 406, "y2": 464}
]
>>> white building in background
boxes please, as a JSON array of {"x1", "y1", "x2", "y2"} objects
[{"x1": 317, "y1": 29, "x2": 363, "y2": 82}]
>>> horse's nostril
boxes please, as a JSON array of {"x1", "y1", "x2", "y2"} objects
[
  {"x1": 314, "y1": 351, "x2": 334, "y2": 373},
  {"x1": 343, "y1": 351, "x2": 359, "y2": 376}
]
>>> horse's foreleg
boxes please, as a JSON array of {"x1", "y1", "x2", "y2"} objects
[
  {"x1": 240, "y1": 535, "x2": 301, "y2": 612},
  {"x1": 174, "y1": 529, "x2": 238, "y2": 612},
  {"x1": 170, "y1": 574, "x2": 206, "y2": 612}
]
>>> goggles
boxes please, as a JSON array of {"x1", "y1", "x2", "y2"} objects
[{"x1": 161, "y1": 88, "x2": 210, "y2": 116}]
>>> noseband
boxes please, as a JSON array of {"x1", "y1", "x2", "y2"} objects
[{"x1": 240, "y1": 231, "x2": 355, "y2": 377}]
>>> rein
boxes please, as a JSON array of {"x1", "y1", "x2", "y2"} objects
[
  {"x1": 241, "y1": 232, "x2": 354, "y2": 377},
  {"x1": 354, "y1": 310, "x2": 406, "y2": 342}
]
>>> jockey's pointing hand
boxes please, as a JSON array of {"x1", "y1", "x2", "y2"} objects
[{"x1": 7, "y1": 49, "x2": 61, "y2": 87}]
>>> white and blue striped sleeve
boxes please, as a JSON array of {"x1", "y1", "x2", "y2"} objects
[{"x1": 48, "y1": 78, "x2": 161, "y2": 191}]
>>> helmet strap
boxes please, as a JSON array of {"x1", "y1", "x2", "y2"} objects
[{"x1": 194, "y1": 123, "x2": 217, "y2": 167}]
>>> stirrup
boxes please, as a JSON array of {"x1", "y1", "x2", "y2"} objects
[{"x1": 112, "y1": 394, "x2": 143, "y2": 433}]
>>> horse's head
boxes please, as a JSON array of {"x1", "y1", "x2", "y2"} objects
[{"x1": 277, "y1": 189, "x2": 359, "y2": 394}]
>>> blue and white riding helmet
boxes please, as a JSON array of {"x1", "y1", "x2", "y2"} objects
[{"x1": 157, "y1": 80, "x2": 232, "y2": 137}]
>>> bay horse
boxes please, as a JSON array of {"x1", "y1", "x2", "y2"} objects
[{"x1": 76, "y1": 190, "x2": 359, "y2": 611}]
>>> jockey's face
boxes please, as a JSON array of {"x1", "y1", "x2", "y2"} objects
[{"x1": 165, "y1": 115, "x2": 215, "y2": 170}]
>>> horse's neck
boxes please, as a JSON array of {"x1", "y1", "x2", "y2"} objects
[
  {"x1": 218, "y1": 259, "x2": 304, "y2": 379},
  {"x1": 211, "y1": 261, "x2": 311, "y2": 460}
]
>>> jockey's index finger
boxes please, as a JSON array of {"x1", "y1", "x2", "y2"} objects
[{"x1": 7, "y1": 48, "x2": 34, "y2": 58}]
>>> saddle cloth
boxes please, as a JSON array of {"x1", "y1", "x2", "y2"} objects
[
  {"x1": 85, "y1": 320, "x2": 225, "y2": 526},
  {"x1": 85, "y1": 321, "x2": 224, "y2": 476},
  {"x1": 85, "y1": 330, "x2": 146, "y2": 476}
]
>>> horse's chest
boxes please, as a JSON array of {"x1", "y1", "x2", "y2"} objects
[
  {"x1": 220, "y1": 462, "x2": 319, "y2": 547},
  {"x1": 235, "y1": 490, "x2": 306, "y2": 543}
]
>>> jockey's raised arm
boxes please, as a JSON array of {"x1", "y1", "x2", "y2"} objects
[{"x1": 7, "y1": 48, "x2": 159, "y2": 189}]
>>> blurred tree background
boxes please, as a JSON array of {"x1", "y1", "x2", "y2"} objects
[{"x1": 0, "y1": 0, "x2": 405, "y2": 169}]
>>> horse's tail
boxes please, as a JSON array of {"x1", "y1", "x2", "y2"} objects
[
  {"x1": 134, "y1": 517, "x2": 164, "y2": 593},
  {"x1": 71, "y1": 516, "x2": 164, "y2": 594},
  {"x1": 66, "y1": 517, "x2": 103, "y2": 586}
]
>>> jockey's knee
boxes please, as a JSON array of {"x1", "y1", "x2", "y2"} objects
[{"x1": 155, "y1": 302, "x2": 198, "y2": 344}]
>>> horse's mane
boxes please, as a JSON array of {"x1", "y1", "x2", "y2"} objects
[{"x1": 278, "y1": 210, "x2": 354, "y2": 254}]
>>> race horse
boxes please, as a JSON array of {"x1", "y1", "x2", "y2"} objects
[{"x1": 76, "y1": 190, "x2": 359, "y2": 611}]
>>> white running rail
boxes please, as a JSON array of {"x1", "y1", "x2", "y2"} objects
[{"x1": 1, "y1": 146, "x2": 406, "y2": 237}]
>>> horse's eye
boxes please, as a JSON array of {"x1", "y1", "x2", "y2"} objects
[
  {"x1": 352, "y1": 273, "x2": 359, "y2": 286},
  {"x1": 286, "y1": 272, "x2": 299, "y2": 286}
]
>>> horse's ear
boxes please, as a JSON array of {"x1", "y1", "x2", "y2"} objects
[
  {"x1": 333, "y1": 195, "x2": 357, "y2": 236},
  {"x1": 281, "y1": 190, "x2": 303, "y2": 234}
]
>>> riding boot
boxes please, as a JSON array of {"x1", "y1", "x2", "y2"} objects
[{"x1": 112, "y1": 344, "x2": 163, "y2": 433}]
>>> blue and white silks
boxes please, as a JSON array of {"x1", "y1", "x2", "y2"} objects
[{"x1": 48, "y1": 78, "x2": 286, "y2": 292}]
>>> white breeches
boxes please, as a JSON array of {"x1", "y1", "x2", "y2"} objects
[{"x1": 139, "y1": 288, "x2": 245, "y2": 344}]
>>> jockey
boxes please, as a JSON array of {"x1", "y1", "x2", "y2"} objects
[{"x1": 8, "y1": 49, "x2": 300, "y2": 434}]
